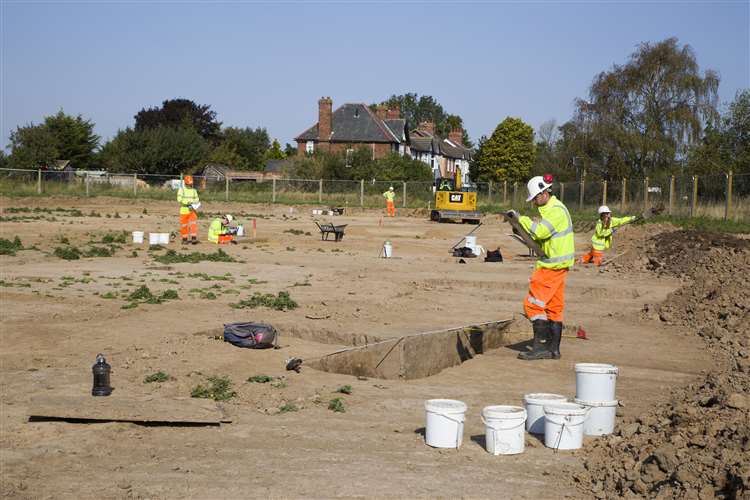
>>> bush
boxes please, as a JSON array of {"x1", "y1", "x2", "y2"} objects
[
  {"x1": 53, "y1": 246, "x2": 82, "y2": 260},
  {"x1": 328, "y1": 397, "x2": 346, "y2": 413},
  {"x1": 0, "y1": 236, "x2": 23, "y2": 256}
]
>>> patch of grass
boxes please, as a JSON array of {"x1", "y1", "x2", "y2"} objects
[
  {"x1": 247, "y1": 278, "x2": 268, "y2": 285},
  {"x1": 127, "y1": 285, "x2": 179, "y2": 305},
  {"x1": 93, "y1": 231, "x2": 128, "y2": 244},
  {"x1": 335, "y1": 385, "x2": 353, "y2": 395},
  {"x1": 271, "y1": 379, "x2": 287, "y2": 389},
  {"x1": 284, "y1": 229, "x2": 305, "y2": 235},
  {"x1": 144, "y1": 371, "x2": 170, "y2": 383},
  {"x1": 188, "y1": 272, "x2": 233, "y2": 281},
  {"x1": 247, "y1": 374, "x2": 274, "y2": 383},
  {"x1": 190, "y1": 376, "x2": 236, "y2": 401},
  {"x1": 278, "y1": 402, "x2": 298, "y2": 413},
  {"x1": 53, "y1": 246, "x2": 82, "y2": 260},
  {"x1": 0, "y1": 279, "x2": 31, "y2": 288},
  {"x1": 328, "y1": 397, "x2": 346, "y2": 413},
  {"x1": 154, "y1": 249, "x2": 237, "y2": 264},
  {"x1": 84, "y1": 245, "x2": 117, "y2": 257},
  {"x1": 0, "y1": 236, "x2": 24, "y2": 256},
  {"x1": 230, "y1": 291, "x2": 298, "y2": 311},
  {"x1": 648, "y1": 215, "x2": 750, "y2": 234},
  {"x1": 121, "y1": 302, "x2": 138, "y2": 309},
  {"x1": 100, "y1": 292, "x2": 117, "y2": 299}
]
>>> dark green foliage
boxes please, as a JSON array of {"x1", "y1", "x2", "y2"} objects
[
  {"x1": 53, "y1": 246, "x2": 82, "y2": 260},
  {"x1": 284, "y1": 229, "x2": 305, "y2": 235},
  {"x1": 144, "y1": 371, "x2": 170, "y2": 383},
  {"x1": 191, "y1": 376, "x2": 236, "y2": 401},
  {"x1": 154, "y1": 249, "x2": 236, "y2": 264},
  {"x1": 134, "y1": 98, "x2": 221, "y2": 142},
  {"x1": 278, "y1": 402, "x2": 298, "y2": 413},
  {"x1": 247, "y1": 375, "x2": 274, "y2": 383},
  {"x1": 335, "y1": 385, "x2": 352, "y2": 395},
  {"x1": 475, "y1": 117, "x2": 535, "y2": 184},
  {"x1": 230, "y1": 291, "x2": 298, "y2": 311},
  {"x1": 285, "y1": 150, "x2": 431, "y2": 181},
  {"x1": 0, "y1": 236, "x2": 23, "y2": 256},
  {"x1": 127, "y1": 285, "x2": 179, "y2": 304}
]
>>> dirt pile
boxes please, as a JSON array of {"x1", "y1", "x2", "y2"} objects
[{"x1": 575, "y1": 228, "x2": 750, "y2": 499}]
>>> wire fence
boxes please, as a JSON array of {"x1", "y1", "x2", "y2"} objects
[{"x1": 0, "y1": 168, "x2": 747, "y2": 220}]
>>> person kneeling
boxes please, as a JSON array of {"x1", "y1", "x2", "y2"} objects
[{"x1": 208, "y1": 214, "x2": 238, "y2": 245}]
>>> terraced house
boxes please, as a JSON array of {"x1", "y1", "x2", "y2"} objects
[{"x1": 409, "y1": 121, "x2": 472, "y2": 186}]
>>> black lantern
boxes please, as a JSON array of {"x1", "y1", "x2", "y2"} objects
[{"x1": 92, "y1": 353, "x2": 112, "y2": 396}]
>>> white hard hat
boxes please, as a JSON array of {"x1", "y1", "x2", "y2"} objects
[
  {"x1": 224, "y1": 214, "x2": 234, "y2": 222},
  {"x1": 526, "y1": 176, "x2": 552, "y2": 202},
  {"x1": 389, "y1": 186, "x2": 394, "y2": 191},
  {"x1": 598, "y1": 205, "x2": 611, "y2": 215}
]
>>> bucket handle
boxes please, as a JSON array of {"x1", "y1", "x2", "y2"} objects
[
  {"x1": 480, "y1": 415, "x2": 526, "y2": 431},
  {"x1": 428, "y1": 411, "x2": 464, "y2": 449}
]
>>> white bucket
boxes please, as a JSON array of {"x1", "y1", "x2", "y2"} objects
[
  {"x1": 425, "y1": 399, "x2": 467, "y2": 448},
  {"x1": 543, "y1": 402, "x2": 587, "y2": 450},
  {"x1": 524, "y1": 393, "x2": 568, "y2": 434},
  {"x1": 158, "y1": 233, "x2": 170, "y2": 245},
  {"x1": 148, "y1": 233, "x2": 160, "y2": 245},
  {"x1": 481, "y1": 405, "x2": 527, "y2": 455},
  {"x1": 383, "y1": 241, "x2": 392, "y2": 258},
  {"x1": 465, "y1": 235, "x2": 477, "y2": 247},
  {"x1": 575, "y1": 398, "x2": 618, "y2": 436},
  {"x1": 236, "y1": 225, "x2": 244, "y2": 237},
  {"x1": 132, "y1": 231, "x2": 144, "y2": 244},
  {"x1": 575, "y1": 363, "x2": 619, "y2": 402}
]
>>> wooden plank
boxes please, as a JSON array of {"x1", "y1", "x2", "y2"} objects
[{"x1": 27, "y1": 395, "x2": 230, "y2": 425}]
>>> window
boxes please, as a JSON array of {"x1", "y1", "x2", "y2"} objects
[
  {"x1": 345, "y1": 148, "x2": 353, "y2": 166},
  {"x1": 306, "y1": 141, "x2": 314, "y2": 154}
]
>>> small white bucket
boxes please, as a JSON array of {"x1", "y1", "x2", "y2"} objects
[
  {"x1": 158, "y1": 233, "x2": 170, "y2": 245},
  {"x1": 543, "y1": 402, "x2": 587, "y2": 450},
  {"x1": 132, "y1": 231, "x2": 144, "y2": 244},
  {"x1": 465, "y1": 235, "x2": 477, "y2": 247},
  {"x1": 481, "y1": 405, "x2": 527, "y2": 455},
  {"x1": 236, "y1": 225, "x2": 244, "y2": 237},
  {"x1": 312, "y1": 209, "x2": 322, "y2": 215},
  {"x1": 148, "y1": 233, "x2": 160, "y2": 245},
  {"x1": 524, "y1": 393, "x2": 568, "y2": 434},
  {"x1": 425, "y1": 399, "x2": 467, "y2": 448},
  {"x1": 383, "y1": 241, "x2": 392, "y2": 258},
  {"x1": 575, "y1": 398, "x2": 618, "y2": 436},
  {"x1": 575, "y1": 363, "x2": 619, "y2": 402}
]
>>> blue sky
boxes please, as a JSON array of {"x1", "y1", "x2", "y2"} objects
[{"x1": 1, "y1": 1, "x2": 748, "y2": 152}]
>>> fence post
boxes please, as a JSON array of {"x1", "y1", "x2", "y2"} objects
[
  {"x1": 225, "y1": 176, "x2": 229, "y2": 201},
  {"x1": 669, "y1": 175, "x2": 675, "y2": 215},
  {"x1": 272, "y1": 178, "x2": 277, "y2": 203},
  {"x1": 560, "y1": 182, "x2": 565, "y2": 203},
  {"x1": 512, "y1": 182, "x2": 518, "y2": 208},
  {"x1": 579, "y1": 172, "x2": 585, "y2": 210},
  {"x1": 318, "y1": 179, "x2": 323, "y2": 203},
  {"x1": 643, "y1": 177, "x2": 649, "y2": 209},
  {"x1": 37, "y1": 169, "x2": 42, "y2": 194},
  {"x1": 85, "y1": 172, "x2": 90, "y2": 197},
  {"x1": 403, "y1": 181, "x2": 407, "y2": 208},
  {"x1": 602, "y1": 180, "x2": 607, "y2": 206},
  {"x1": 691, "y1": 175, "x2": 698, "y2": 217},
  {"x1": 621, "y1": 178, "x2": 627, "y2": 212},
  {"x1": 360, "y1": 179, "x2": 364, "y2": 207},
  {"x1": 503, "y1": 180, "x2": 508, "y2": 205},
  {"x1": 133, "y1": 173, "x2": 137, "y2": 196},
  {"x1": 725, "y1": 170, "x2": 733, "y2": 220},
  {"x1": 488, "y1": 181, "x2": 493, "y2": 203}
]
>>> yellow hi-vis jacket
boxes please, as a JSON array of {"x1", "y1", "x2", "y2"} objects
[
  {"x1": 592, "y1": 215, "x2": 636, "y2": 251},
  {"x1": 383, "y1": 191, "x2": 395, "y2": 202},
  {"x1": 519, "y1": 195, "x2": 575, "y2": 270},
  {"x1": 207, "y1": 218, "x2": 227, "y2": 243},
  {"x1": 177, "y1": 187, "x2": 199, "y2": 215}
]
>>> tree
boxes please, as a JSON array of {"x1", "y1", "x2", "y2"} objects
[
  {"x1": 99, "y1": 126, "x2": 208, "y2": 175},
  {"x1": 134, "y1": 99, "x2": 221, "y2": 142},
  {"x1": 376, "y1": 93, "x2": 473, "y2": 147},
  {"x1": 265, "y1": 139, "x2": 286, "y2": 160},
  {"x1": 219, "y1": 127, "x2": 270, "y2": 170},
  {"x1": 206, "y1": 142, "x2": 249, "y2": 169},
  {"x1": 475, "y1": 117, "x2": 535, "y2": 183},
  {"x1": 575, "y1": 38, "x2": 719, "y2": 178},
  {"x1": 284, "y1": 143, "x2": 297, "y2": 157},
  {"x1": 8, "y1": 110, "x2": 99, "y2": 170}
]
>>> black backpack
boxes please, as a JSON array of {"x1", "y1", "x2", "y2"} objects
[
  {"x1": 485, "y1": 249, "x2": 503, "y2": 262},
  {"x1": 223, "y1": 322, "x2": 278, "y2": 349}
]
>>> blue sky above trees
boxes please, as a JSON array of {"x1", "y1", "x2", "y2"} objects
[{"x1": 2, "y1": 1, "x2": 747, "y2": 151}]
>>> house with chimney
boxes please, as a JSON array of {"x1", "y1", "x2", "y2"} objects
[
  {"x1": 294, "y1": 97, "x2": 408, "y2": 160},
  {"x1": 409, "y1": 122, "x2": 472, "y2": 186}
]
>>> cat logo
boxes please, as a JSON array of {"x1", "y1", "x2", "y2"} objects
[{"x1": 449, "y1": 193, "x2": 464, "y2": 203}]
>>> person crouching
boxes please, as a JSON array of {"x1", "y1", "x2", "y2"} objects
[{"x1": 208, "y1": 214, "x2": 238, "y2": 244}]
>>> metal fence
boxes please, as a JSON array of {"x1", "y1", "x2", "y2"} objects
[{"x1": 0, "y1": 168, "x2": 747, "y2": 220}]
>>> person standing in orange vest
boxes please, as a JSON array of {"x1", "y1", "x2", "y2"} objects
[
  {"x1": 383, "y1": 186, "x2": 396, "y2": 217},
  {"x1": 177, "y1": 175, "x2": 200, "y2": 245}
]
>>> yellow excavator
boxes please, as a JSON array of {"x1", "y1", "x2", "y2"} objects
[{"x1": 430, "y1": 174, "x2": 481, "y2": 224}]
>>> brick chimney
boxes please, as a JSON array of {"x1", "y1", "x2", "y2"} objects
[
  {"x1": 448, "y1": 128, "x2": 464, "y2": 146},
  {"x1": 417, "y1": 121, "x2": 435, "y2": 136},
  {"x1": 318, "y1": 97, "x2": 332, "y2": 141},
  {"x1": 386, "y1": 108, "x2": 400, "y2": 119},
  {"x1": 375, "y1": 104, "x2": 387, "y2": 121}
]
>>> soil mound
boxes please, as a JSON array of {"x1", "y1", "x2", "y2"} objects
[{"x1": 574, "y1": 228, "x2": 750, "y2": 499}]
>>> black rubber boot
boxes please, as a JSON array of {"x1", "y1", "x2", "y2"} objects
[
  {"x1": 518, "y1": 320, "x2": 553, "y2": 360},
  {"x1": 549, "y1": 321, "x2": 563, "y2": 359},
  {"x1": 191, "y1": 237, "x2": 199, "y2": 245}
]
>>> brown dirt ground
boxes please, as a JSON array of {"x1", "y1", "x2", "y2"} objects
[{"x1": 0, "y1": 197, "x2": 714, "y2": 499}]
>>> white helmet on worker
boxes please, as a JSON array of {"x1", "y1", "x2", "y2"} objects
[
  {"x1": 598, "y1": 205, "x2": 611, "y2": 215},
  {"x1": 389, "y1": 186, "x2": 394, "y2": 191},
  {"x1": 224, "y1": 214, "x2": 234, "y2": 223},
  {"x1": 525, "y1": 175, "x2": 552, "y2": 202}
]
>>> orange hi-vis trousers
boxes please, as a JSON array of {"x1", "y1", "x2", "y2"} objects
[
  {"x1": 524, "y1": 267, "x2": 568, "y2": 323},
  {"x1": 180, "y1": 212, "x2": 198, "y2": 239},
  {"x1": 386, "y1": 200, "x2": 396, "y2": 217},
  {"x1": 581, "y1": 249, "x2": 604, "y2": 265},
  {"x1": 217, "y1": 234, "x2": 233, "y2": 244}
]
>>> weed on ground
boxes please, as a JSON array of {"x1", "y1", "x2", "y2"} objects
[
  {"x1": 154, "y1": 249, "x2": 237, "y2": 264},
  {"x1": 335, "y1": 385, "x2": 353, "y2": 395},
  {"x1": 278, "y1": 402, "x2": 298, "y2": 413},
  {"x1": 144, "y1": 371, "x2": 170, "y2": 383},
  {"x1": 247, "y1": 374, "x2": 274, "y2": 383},
  {"x1": 230, "y1": 291, "x2": 298, "y2": 311},
  {"x1": 328, "y1": 397, "x2": 346, "y2": 413},
  {"x1": 0, "y1": 237, "x2": 24, "y2": 256},
  {"x1": 190, "y1": 376, "x2": 236, "y2": 401}
]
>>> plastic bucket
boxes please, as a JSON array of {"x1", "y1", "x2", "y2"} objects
[
  {"x1": 132, "y1": 231, "x2": 144, "y2": 244},
  {"x1": 575, "y1": 363, "x2": 619, "y2": 401},
  {"x1": 575, "y1": 398, "x2": 618, "y2": 436},
  {"x1": 236, "y1": 225, "x2": 244, "y2": 237},
  {"x1": 148, "y1": 233, "x2": 160, "y2": 245},
  {"x1": 465, "y1": 235, "x2": 477, "y2": 247},
  {"x1": 481, "y1": 405, "x2": 527, "y2": 455},
  {"x1": 524, "y1": 393, "x2": 568, "y2": 434},
  {"x1": 158, "y1": 233, "x2": 170, "y2": 245},
  {"x1": 425, "y1": 399, "x2": 467, "y2": 448},
  {"x1": 383, "y1": 241, "x2": 392, "y2": 258},
  {"x1": 543, "y1": 402, "x2": 587, "y2": 450}
]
